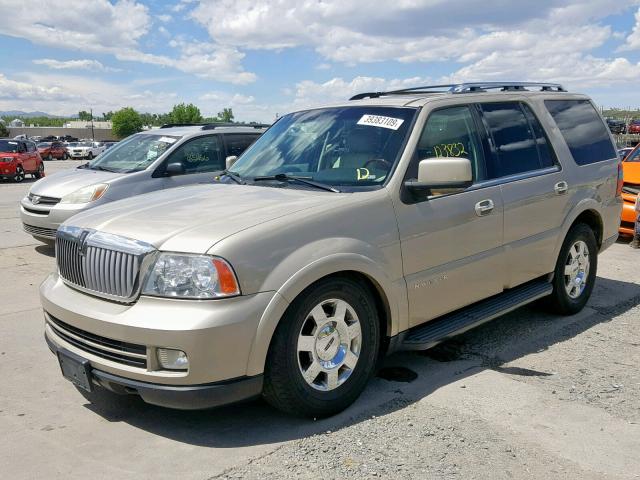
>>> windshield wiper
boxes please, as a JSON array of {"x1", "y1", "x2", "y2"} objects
[
  {"x1": 90, "y1": 165, "x2": 120, "y2": 173},
  {"x1": 253, "y1": 173, "x2": 340, "y2": 193},
  {"x1": 221, "y1": 170, "x2": 246, "y2": 185}
]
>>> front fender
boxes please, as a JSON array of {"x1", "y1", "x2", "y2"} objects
[{"x1": 244, "y1": 242, "x2": 407, "y2": 377}]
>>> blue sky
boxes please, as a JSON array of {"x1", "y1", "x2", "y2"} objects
[{"x1": 1, "y1": 0, "x2": 640, "y2": 122}]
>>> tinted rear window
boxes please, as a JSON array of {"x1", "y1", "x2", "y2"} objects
[{"x1": 545, "y1": 100, "x2": 616, "y2": 165}]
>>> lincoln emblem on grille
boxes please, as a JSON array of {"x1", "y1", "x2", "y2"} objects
[{"x1": 76, "y1": 230, "x2": 90, "y2": 257}]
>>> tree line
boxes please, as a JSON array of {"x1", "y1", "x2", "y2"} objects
[{"x1": 2, "y1": 103, "x2": 243, "y2": 139}]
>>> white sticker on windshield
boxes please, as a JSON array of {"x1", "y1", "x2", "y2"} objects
[
  {"x1": 158, "y1": 136, "x2": 177, "y2": 144},
  {"x1": 357, "y1": 114, "x2": 404, "y2": 130}
]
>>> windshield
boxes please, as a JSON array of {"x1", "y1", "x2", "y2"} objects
[
  {"x1": 626, "y1": 147, "x2": 640, "y2": 163},
  {"x1": 87, "y1": 133, "x2": 181, "y2": 173},
  {"x1": 230, "y1": 106, "x2": 417, "y2": 188},
  {"x1": 67, "y1": 142, "x2": 81, "y2": 147},
  {"x1": 37, "y1": 142, "x2": 51, "y2": 148},
  {"x1": 0, "y1": 140, "x2": 20, "y2": 152}
]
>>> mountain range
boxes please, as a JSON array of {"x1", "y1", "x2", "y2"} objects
[{"x1": 0, "y1": 110, "x2": 78, "y2": 118}]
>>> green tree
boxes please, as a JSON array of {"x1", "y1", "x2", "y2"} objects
[
  {"x1": 168, "y1": 103, "x2": 203, "y2": 124},
  {"x1": 78, "y1": 110, "x2": 92, "y2": 121},
  {"x1": 0, "y1": 121, "x2": 8, "y2": 137},
  {"x1": 112, "y1": 107, "x2": 143, "y2": 138},
  {"x1": 102, "y1": 111, "x2": 114, "y2": 121},
  {"x1": 217, "y1": 108, "x2": 234, "y2": 123}
]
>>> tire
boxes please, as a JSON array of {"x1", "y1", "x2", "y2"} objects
[
  {"x1": 62, "y1": 152, "x2": 68, "y2": 160},
  {"x1": 87, "y1": 152, "x2": 93, "y2": 160},
  {"x1": 34, "y1": 163, "x2": 44, "y2": 179},
  {"x1": 263, "y1": 276, "x2": 380, "y2": 418},
  {"x1": 46, "y1": 153, "x2": 53, "y2": 161},
  {"x1": 13, "y1": 166, "x2": 25, "y2": 183},
  {"x1": 546, "y1": 223, "x2": 598, "y2": 315}
]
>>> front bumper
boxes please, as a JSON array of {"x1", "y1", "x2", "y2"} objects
[
  {"x1": 20, "y1": 198, "x2": 91, "y2": 239},
  {"x1": 41, "y1": 273, "x2": 276, "y2": 400},
  {"x1": 45, "y1": 334, "x2": 263, "y2": 409},
  {"x1": 620, "y1": 193, "x2": 638, "y2": 236},
  {"x1": 0, "y1": 162, "x2": 17, "y2": 177}
]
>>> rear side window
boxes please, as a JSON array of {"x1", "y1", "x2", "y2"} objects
[
  {"x1": 479, "y1": 102, "x2": 544, "y2": 178},
  {"x1": 545, "y1": 100, "x2": 616, "y2": 165},
  {"x1": 224, "y1": 134, "x2": 259, "y2": 158}
]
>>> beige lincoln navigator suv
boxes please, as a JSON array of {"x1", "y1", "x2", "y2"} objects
[{"x1": 41, "y1": 82, "x2": 622, "y2": 418}]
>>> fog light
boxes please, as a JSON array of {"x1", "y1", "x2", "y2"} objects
[{"x1": 157, "y1": 348, "x2": 189, "y2": 371}]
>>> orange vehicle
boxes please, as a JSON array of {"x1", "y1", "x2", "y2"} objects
[{"x1": 620, "y1": 144, "x2": 640, "y2": 236}]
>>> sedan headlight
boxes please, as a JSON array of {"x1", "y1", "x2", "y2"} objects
[
  {"x1": 143, "y1": 253, "x2": 240, "y2": 299},
  {"x1": 60, "y1": 183, "x2": 109, "y2": 204}
]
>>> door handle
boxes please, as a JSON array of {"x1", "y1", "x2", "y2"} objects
[
  {"x1": 554, "y1": 181, "x2": 568, "y2": 195},
  {"x1": 475, "y1": 199, "x2": 494, "y2": 216}
]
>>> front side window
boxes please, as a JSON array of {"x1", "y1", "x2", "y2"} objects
[
  {"x1": 165, "y1": 135, "x2": 224, "y2": 174},
  {"x1": 412, "y1": 105, "x2": 485, "y2": 181},
  {"x1": 480, "y1": 102, "x2": 544, "y2": 178},
  {"x1": 88, "y1": 134, "x2": 181, "y2": 173},
  {"x1": 231, "y1": 107, "x2": 417, "y2": 188},
  {"x1": 545, "y1": 100, "x2": 616, "y2": 165}
]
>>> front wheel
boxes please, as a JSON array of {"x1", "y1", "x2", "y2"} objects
[
  {"x1": 87, "y1": 152, "x2": 93, "y2": 160},
  {"x1": 263, "y1": 277, "x2": 380, "y2": 418},
  {"x1": 546, "y1": 224, "x2": 598, "y2": 315}
]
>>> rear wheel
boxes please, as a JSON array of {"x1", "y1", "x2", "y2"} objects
[
  {"x1": 34, "y1": 163, "x2": 44, "y2": 179},
  {"x1": 263, "y1": 277, "x2": 380, "y2": 418},
  {"x1": 546, "y1": 224, "x2": 597, "y2": 315},
  {"x1": 13, "y1": 166, "x2": 25, "y2": 183},
  {"x1": 46, "y1": 153, "x2": 53, "y2": 161},
  {"x1": 62, "y1": 152, "x2": 68, "y2": 160}
]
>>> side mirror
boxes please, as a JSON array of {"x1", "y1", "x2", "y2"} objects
[
  {"x1": 165, "y1": 162, "x2": 185, "y2": 176},
  {"x1": 405, "y1": 157, "x2": 473, "y2": 195},
  {"x1": 225, "y1": 155, "x2": 238, "y2": 169}
]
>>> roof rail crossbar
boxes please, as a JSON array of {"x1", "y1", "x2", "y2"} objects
[{"x1": 349, "y1": 82, "x2": 566, "y2": 100}]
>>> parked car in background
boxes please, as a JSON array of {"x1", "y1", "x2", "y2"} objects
[
  {"x1": 102, "y1": 141, "x2": 118, "y2": 151},
  {"x1": 64, "y1": 142, "x2": 103, "y2": 160},
  {"x1": 38, "y1": 141, "x2": 68, "y2": 160},
  {"x1": 628, "y1": 120, "x2": 640, "y2": 134},
  {"x1": 40, "y1": 82, "x2": 621, "y2": 417},
  {"x1": 619, "y1": 143, "x2": 640, "y2": 236},
  {"x1": 21, "y1": 124, "x2": 266, "y2": 242},
  {"x1": 0, "y1": 139, "x2": 44, "y2": 182},
  {"x1": 606, "y1": 118, "x2": 626, "y2": 134}
]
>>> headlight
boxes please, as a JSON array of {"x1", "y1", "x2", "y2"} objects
[
  {"x1": 143, "y1": 253, "x2": 240, "y2": 299},
  {"x1": 60, "y1": 183, "x2": 109, "y2": 204},
  {"x1": 1, "y1": 157, "x2": 13, "y2": 162}
]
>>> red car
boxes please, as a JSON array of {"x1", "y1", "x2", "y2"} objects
[
  {"x1": 628, "y1": 120, "x2": 640, "y2": 134},
  {"x1": 0, "y1": 139, "x2": 45, "y2": 182},
  {"x1": 37, "y1": 141, "x2": 68, "y2": 160}
]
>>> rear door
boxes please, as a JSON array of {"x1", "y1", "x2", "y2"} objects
[
  {"x1": 222, "y1": 133, "x2": 260, "y2": 161},
  {"x1": 156, "y1": 134, "x2": 226, "y2": 188},
  {"x1": 26, "y1": 141, "x2": 38, "y2": 171},
  {"x1": 477, "y1": 101, "x2": 569, "y2": 287}
]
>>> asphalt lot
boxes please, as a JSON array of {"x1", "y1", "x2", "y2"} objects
[{"x1": 1, "y1": 161, "x2": 639, "y2": 479}]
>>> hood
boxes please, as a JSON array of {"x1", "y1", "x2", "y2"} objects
[
  {"x1": 64, "y1": 183, "x2": 346, "y2": 253},
  {"x1": 623, "y1": 161, "x2": 640, "y2": 184},
  {"x1": 28, "y1": 168, "x2": 121, "y2": 198}
]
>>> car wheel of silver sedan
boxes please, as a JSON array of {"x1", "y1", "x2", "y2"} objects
[{"x1": 263, "y1": 276, "x2": 380, "y2": 418}]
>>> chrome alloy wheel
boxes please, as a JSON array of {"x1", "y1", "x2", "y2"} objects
[
  {"x1": 564, "y1": 240, "x2": 590, "y2": 299},
  {"x1": 297, "y1": 298, "x2": 362, "y2": 391}
]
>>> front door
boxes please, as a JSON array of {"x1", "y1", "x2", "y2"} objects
[
  {"x1": 394, "y1": 105, "x2": 505, "y2": 327},
  {"x1": 159, "y1": 135, "x2": 226, "y2": 188}
]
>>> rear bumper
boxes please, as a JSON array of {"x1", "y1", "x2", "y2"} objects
[{"x1": 45, "y1": 333, "x2": 263, "y2": 409}]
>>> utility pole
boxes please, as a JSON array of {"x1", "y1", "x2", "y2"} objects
[{"x1": 90, "y1": 108, "x2": 95, "y2": 141}]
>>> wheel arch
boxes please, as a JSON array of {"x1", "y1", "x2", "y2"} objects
[{"x1": 245, "y1": 253, "x2": 404, "y2": 377}]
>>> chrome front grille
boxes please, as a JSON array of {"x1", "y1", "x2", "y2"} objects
[{"x1": 56, "y1": 226, "x2": 156, "y2": 302}]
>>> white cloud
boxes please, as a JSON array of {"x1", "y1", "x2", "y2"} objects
[
  {"x1": 620, "y1": 7, "x2": 640, "y2": 50},
  {"x1": 0, "y1": 74, "x2": 77, "y2": 102},
  {"x1": 156, "y1": 14, "x2": 172, "y2": 23},
  {"x1": 33, "y1": 59, "x2": 120, "y2": 73}
]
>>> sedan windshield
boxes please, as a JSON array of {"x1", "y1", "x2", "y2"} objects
[
  {"x1": 87, "y1": 134, "x2": 181, "y2": 173},
  {"x1": 230, "y1": 106, "x2": 417, "y2": 188}
]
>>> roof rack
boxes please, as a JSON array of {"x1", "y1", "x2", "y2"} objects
[
  {"x1": 349, "y1": 82, "x2": 566, "y2": 100},
  {"x1": 159, "y1": 123, "x2": 270, "y2": 129}
]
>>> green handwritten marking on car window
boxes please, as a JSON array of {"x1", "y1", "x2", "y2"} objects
[
  {"x1": 185, "y1": 153, "x2": 209, "y2": 163},
  {"x1": 433, "y1": 143, "x2": 468, "y2": 158}
]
